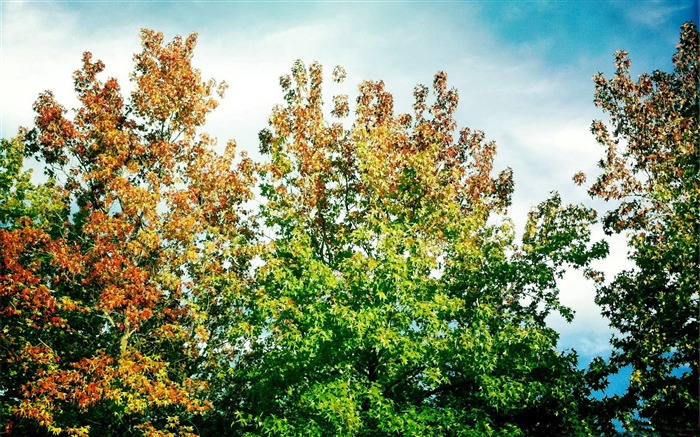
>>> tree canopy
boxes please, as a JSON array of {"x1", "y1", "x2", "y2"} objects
[
  {"x1": 1, "y1": 23, "x2": 697, "y2": 436},
  {"x1": 2, "y1": 30, "x2": 256, "y2": 436},
  {"x1": 577, "y1": 21, "x2": 699, "y2": 435}
]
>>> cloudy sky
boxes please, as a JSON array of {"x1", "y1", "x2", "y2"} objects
[{"x1": 1, "y1": 0, "x2": 698, "y2": 392}]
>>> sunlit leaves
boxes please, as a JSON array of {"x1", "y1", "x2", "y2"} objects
[{"x1": 132, "y1": 29, "x2": 226, "y2": 140}]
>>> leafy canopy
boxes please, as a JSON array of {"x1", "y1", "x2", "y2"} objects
[
  {"x1": 577, "y1": 21, "x2": 699, "y2": 435},
  {"x1": 2, "y1": 29, "x2": 255, "y2": 437},
  {"x1": 6, "y1": 23, "x2": 696, "y2": 436},
  {"x1": 218, "y1": 59, "x2": 606, "y2": 436}
]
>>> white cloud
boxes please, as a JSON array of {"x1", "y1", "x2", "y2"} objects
[
  {"x1": 620, "y1": 2, "x2": 694, "y2": 31},
  {"x1": 2, "y1": 2, "x2": 77, "y2": 136},
  {"x1": 196, "y1": 21, "x2": 354, "y2": 155}
]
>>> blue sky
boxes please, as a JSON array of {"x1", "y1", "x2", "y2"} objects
[{"x1": 1, "y1": 0, "x2": 698, "y2": 394}]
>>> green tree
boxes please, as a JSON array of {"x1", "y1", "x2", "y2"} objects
[
  {"x1": 219, "y1": 61, "x2": 607, "y2": 436},
  {"x1": 578, "y1": 21, "x2": 699, "y2": 435},
  {"x1": 0, "y1": 136, "x2": 66, "y2": 231}
]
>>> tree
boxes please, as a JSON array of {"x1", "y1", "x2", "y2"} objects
[
  {"x1": 218, "y1": 60, "x2": 607, "y2": 436},
  {"x1": 1, "y1": 30, "x2": 255, "y2": 436},
  {"x1": 577, "y1": 21, "x2": 699, "y2": 435}
]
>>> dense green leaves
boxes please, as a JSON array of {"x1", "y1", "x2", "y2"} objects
[
  {"x1": 0, "y1": 137, "x2": 66, "y2": 232},
  {"x1": 212, "y1": 59, "x2": 608, "y2": 436}
]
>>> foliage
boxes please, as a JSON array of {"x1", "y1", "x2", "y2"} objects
[
  {"x1": 0, "y1": 137, "x2": 66, "y2": 232},
  {"x1": 577, "y1": 21, "x2": 699, "y2": 435},
  {"x1": 216, "y1": 60, "x2": 607, "y2": 436},
  {"x1": 5, "y1": 25, "x2": 675, "y2": 436},
  {"x1": 1, "y1": 30, "x2": 255, "y2": 436},
  {"x1": 0, "y1": 136, "x2": 68, "y2": 434}
]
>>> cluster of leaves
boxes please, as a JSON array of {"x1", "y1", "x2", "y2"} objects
[
  {"x1": 2, "y1": 30, "x2": 255, "y2": 436},
  {"x1": 577, "y1": 21, "x2": 699, "y2": 435},
  {"x1": 1, "y1": 23, "x2": 697, "y2": 436}
]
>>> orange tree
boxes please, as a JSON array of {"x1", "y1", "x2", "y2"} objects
[
  {"x1": 216, "y1": 61, "x2": 609, "y2": 436},
  {"x1": 579, "y1": 22, "x2": 699, "y2": 435},
  {"x1": 1, "y1": 30, "x2": 255, "y2": 436}
]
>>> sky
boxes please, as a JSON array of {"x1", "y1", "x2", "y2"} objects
[{"x1": 1, "y1": 0, "x2": 698, "y2": 393}]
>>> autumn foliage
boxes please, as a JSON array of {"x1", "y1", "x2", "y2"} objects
[
  {"x1": 1, "y1": 23, "x2": 698, "y2": 436},
  {"x1": 2, "y1": 30, "x2": 255, "y2": 436},
  {"x1": 577, "y1": 21, "x2": 699, "y2": 435}
]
